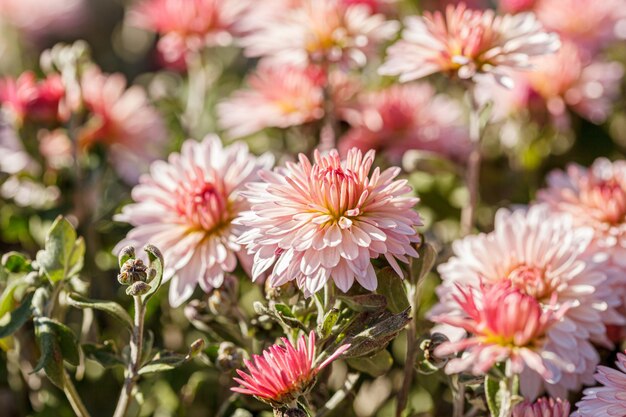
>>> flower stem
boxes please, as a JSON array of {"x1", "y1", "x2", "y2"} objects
[
  {"x1": 113, "y1": 296, "x2": 145, "y2": 417},
  {"x1": 316, "y1": 373, "x2": 360, "y2": 417},
  {"x1": 396, "y1": 274, "x2": 420, "y2": 416},
  {"x1": 460, "y1": 87, "x2": 483, "y2": 237},
  {"x1": 63, "y1": 369, "x2": 91, "y2": 417}
]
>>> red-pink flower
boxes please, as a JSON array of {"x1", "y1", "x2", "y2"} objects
[
  {"x1": 513, "y1": 397, "x2": 571, "y2": 417},
  {"x1": 339, "y1": 83, "x2": 469, "y2": 163},
  {"x1": 79, "y1": 66, "x2": 166, "y2": 184},
  {"x1": 433, "y1": 281, "x2": 568, "y2": 379},
  {"x1": 573, "y1": 352, "x2": 626, "y2": 417},
  {"x1": 0, "y1": 71, "x2": 66, "y2": 124},
  {"x1": 232, "y1": 331, "x2": 349, "y2": 407},
  {"x1": 217, "y1": 63, "x2": 326, "y2": 138},
  {"x1": 498, "y1": 0, "x2": 537, "y2": 13},
  {"x1": 115, "y1": 136, "x2": 273, "y2": 307},
  {"x1": 128, "y1": 0, "x2": 250, "y2": 64},
  {"x1": 237, "y1": 148, "x2": 422, "y2": 295},
  {"x1": 379, "y1": 3, "x2": 560, "y2": 88}
]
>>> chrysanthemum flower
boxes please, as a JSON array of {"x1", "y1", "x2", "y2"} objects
[
  {"x1": 128, "y1": 0, "x2": 250, "y2": 64},
  {"x1": 0, "y1": 0, "x2": 85, "y2": 40},
  {"x1": 236, "y1": 148, "x2": 422, "y2": 295},
  {"x1": 232, "y1": 331, "x2": 350, "y2": 407},
  {"x1": 217, "y1": 63, "x2": 326, "y2": 139},
  {"x1": 573, "y1": 352, "x2": 626, "y2": 417},
  {"x1": 241, "y1": 0, "x2": 399, "y2": 68},
  {"x1": 513, "y1": 397, "x2": 571, "y2": 417},
  {"x1": 433, "y1": 281, "x2": 567, "y2": 379},
  {"x1": 431, "y1": 204, "x2": 623, "y2": 398},
  {"x1": 498, "y1": 0, "x2": 537, "y2": 14},
  {"x1": 115, "y1": 136, "x2": 273, "y2": 307},
  {"x1": 379, "y1": 3, "x2": 560, "y2": 88},
  {"x1": 338, "y1": 83, "x2": 469, "y2": 163},
  {"x1": 79, "y1": 66, "x2": 166, "y2": 184},
  {"x1": 0, "y1": 71, "x2": 65, "y2": 124}
]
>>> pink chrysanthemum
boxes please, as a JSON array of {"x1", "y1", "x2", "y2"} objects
[
  {"x1": 513, "y1": 397, "x2": 571, "y2": 417},
  {"x1": 533, "y1": 0, "x2": 626, "y2": 55},
  {"x1": 115, "y1": 136, "x2": 273, "y2": 307},
  {"x1": 128, "y1": 0, "x2": 250, "y2": 64},
  {"x1": 237, "y1": 148, "x2": 422, "y2": 295},
  {"x1": 573, "y1": 352, "x2": 626, "y2": 417},
  {"x1": 498, "y1": 0, "x2": 537, "y2": 14},
  {"x1": 430, "y1": 204, "x2": 623, "y2": 398},
  {"x1": 379, "y1": 3, "x2": 560, "y2": 88},
  {"x1": 0, "y1": 71, "x2": 66, "y2": 124},
  {"x1": 79, "y1": 66, "x2": 166, "y2": 184},
  {"x1": 217, "y1": 63, "x2": 326, "y2": 138},
  {"x1": 433, "y1": 281, "x2": 568, "y2": 379},
  {"x1": 241, "y1": 0, "x2": 399, "y2": 68},
  {"x1": 0, "y1": 0, "x2": 85, "y2": 40},
  {"x1": 339, "y1": 83, "x2": 469, "y2": 163},
  {"x1": 232, "y1": 331, "x2": 349, "y2": 407}
]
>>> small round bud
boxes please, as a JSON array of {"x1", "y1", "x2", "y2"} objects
[
  {"x1": 417, "y1": 332, "x2": 451, "y2": 373},
  {"x1": 189, "y1": 339, "x2": 205, "y2": 357},
  {"x1": 216, "y1": 342, "x2": 243, "y2": 371},
  {"x1": 118, "y1": 246, "x2": 136, "y2": 268},
  {"x1": 118, "y1": 258, "x2": 148, "y2": 285},
  {"x1": 126, "y1": 281, "x2": 151, "y2": 296}
]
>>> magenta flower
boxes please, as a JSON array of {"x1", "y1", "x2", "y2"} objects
[
  {"x1": 433, "y1": 281, "x2": 568, "y2": 380},
  {"x1": 232, "y1": 331, "x2": 349, "y2": 407},
  {"x1": 513, "y1": 397, "x2": 571, "y2": 417},
  {"x1": 379, "y1": 3, "x2": 560, "y2": 88},
  {"x1": 237, "y1": 148, "x2": 422, "y2": 295},
  {"x1": 573, "y1": 352, "x2": 626, "y2": 417},
  {"x1": 430, "y1": 204, "x2": 623, "y2": 398},
  {"x1": 0, "y1": 71, "x2": 66, "y2": 124},
  {"x1": 115, "y1": 136, "x2": 273, "y2": 307},
  {"x1": 217, "y1": 63, "x2": 326, "y2": 138}
]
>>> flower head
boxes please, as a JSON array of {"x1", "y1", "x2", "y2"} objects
[
  {"x1": 379, "y1": 3, "x2": 560, "y2": 88},
  {"x1": 430, "y1": 204, "x2": 623, "y2": 398},
  {"x1": 114, "y1": 136, "x2": 273, "y2": 307},
  {"x1": 0, "y1": 0, "x2": 85, "y2": 40},
  {"x1": 433, "y1": 281, "x2": 567, "y2": 379},
  {"x1": 339, "y1": 83, "x2": 469, "y2": 163},
  {"x1": 0, "y1": 71, "x2": 66, "y2": 124},
  {"x1": 217, "y1": 63, "x2": 326, "y2": 138},
  {"x1": 513, "y1": 397, "x2": 571, "y2": 417},
  {"x1": 79, "y1": 66, "x2": 166, "y2": 184},
  {"x1": 237, "y1": 148, "x2": 422, "y2": 295},
  {"x1": 573, "y1": 352, "x2": 626, "y2": 417},
  {"x1": 232, "y1": 331, "x2": 349, "y2": 407},
  {"x1": 241, "y1": 0, "x2": 399, "y2": 68}
]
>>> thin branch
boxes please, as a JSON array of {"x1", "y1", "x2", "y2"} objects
[{"x1": 63, "y1": 369, "x2": 91, "y2": 417}]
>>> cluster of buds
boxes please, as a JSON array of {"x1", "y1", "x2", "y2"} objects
[{"x1": 117, "y1": 245, "x2": 158, "y2": 297}]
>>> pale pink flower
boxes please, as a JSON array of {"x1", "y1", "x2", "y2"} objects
[
  {"x1": 217, "y1": 63, "x2": 326, "y2": 138},
  {"x1": 233, "y1": 331, "x2": 349, "y2": 407},
  {"x1": 237, "y1": 148, "x2": 422, "y2": 295},
  {"x1": 115, "y1": 136, "x2": 273, "y2": 307},
  {"x1": 0, "y1": 116, "x2": 37, "y2": 175},
  {"x1": 79, "y1": 67, "x2": 166, "y2": 184},
  {"x1": 339, "y1": 83, "x2": 470, "y2": 163},
  {"x1": 379, "y1": 3, "x2": 560, "y2": 88},
  {"x1": 573, "y1": 352, "x2": 626, "y2": 417},
  {"x1": 433, "y1": 281, "x2": 567, "y2": 378},
  {"x1": 431, "y1": 205, "x2": 623, "y2": 398},
  {"x1": 128, "y1": 0, "x2": 250, "y2": 64},
  {"x1": 512, "y1": 397, "x2": 571, "y2": 417},
  {"x1": 0, "y1": 0, "x2": 85, "y2": 40},
  {"x1": 533, "y1": 0, "x2": 626, "y2": 54},
  {"x1": 241, "y1": 0, "x2": 399, "y2": 68},
  {"x1": 0, "y1": 71, "x2": 66, "y2": 124}
]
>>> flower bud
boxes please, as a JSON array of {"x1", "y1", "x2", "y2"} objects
[
  {"x1": 118, "y1": 258, "x2": 148, "y2": 285},
  {"x1": 189, "y1": 338, "x2": 205, "y2": 357},
  {"x1": 117, "y1": 246, "x2": 135, "y2": 268},
  {"x1": 417, "y1": 332, "x2": 451, "y2": 374},
  {"x1": 216, "y1": 342, "x2": 243, "y2": 371},
  {"x1": 126, "y1": 281, "x2": 151, "y2": 296},
  {"x1": 274, "y1": 408, "x2": 307, "y2": 417}
]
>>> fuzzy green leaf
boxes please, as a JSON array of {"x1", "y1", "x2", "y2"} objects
[
  {"x1": 36, "y1": 217, "x2": 85, "y2": 283},
  {"x1": 0, "y1": 292, "x2": 34, "y2": 338},
  {"x1": 347, "y1": 349, "x2": 393, "y2": 377},
  {"x1": 67, "y1": 293, "x2": 133, "y2": 330},
  {"x1": 376, "y1": 267, "x2": 410, "y2": 313}
]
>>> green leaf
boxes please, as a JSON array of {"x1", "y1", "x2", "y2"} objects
[
  {"x1": 319, "y1": 308, "x2": 339, "y2": 338},
  {"x1": 339, "y1": 294, "x2": 387, "y2": 312},
  {"x1": 341, "y1": 308, "x2": 411, "y2": 358},
  {"x1": 138, "y1": 354, "x2": 187, "y2": 375},
  {"x1": 83, "y1": 341, "x2": 125, "y2": 368},
  {"x1": 35, "y1": 318, "x2": 80, "y2": 366},
  {"x1": 141, "y1": 245, "x2": 164, "y2": 305},
  {"x1": 0, "y1": 292, "x2": 34, "y2": 338},
  {"x1": 33, "y1": 317, "x2": 66, "y2": 388},
  {"x1": 0, "y1": 278, "x2": 29, "y2": 319},
  {"x1": 376, "y1": 267, "x2": 410, "y2": 313},
  {"x1": 410, "y1": 242, "x2": 437, "y2": 284},
  {"x1": 67, "y1": 293, "x2": 133, "y2": 330},
  {"x1": 485, "y1": 375, "x2": 502, "y2": 417},
  {"x1": 36, "y1": 216, "x2": 85, "y2": 283},
  {"x1": 347, "y1": 349, "x2": 393, "y2": 377},
  {"x1": 1, "y1": 252, "x2": 32, "y2": 273}
]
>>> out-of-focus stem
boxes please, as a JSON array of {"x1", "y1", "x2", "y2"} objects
[
  {"x1": 316, "y1": 373, "x2": 360, "y2": 417},
  {"x1": 63, "y1": 369, "x2": 91, "y2": 417},
  {"x1": 113, "y1": 296, "x2": 145, "y2": 417},
  {"x1": 460, "y1": 87, "x2": 483, "y2": 237},
  {"x1": 318, "y1": 65, "x2": 338, "y2": 153}
]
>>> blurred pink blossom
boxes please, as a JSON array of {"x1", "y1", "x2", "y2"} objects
[
  {"x1": 339, "y1": 83, "x2": 470, "y2": 163},
  {"x1": 498, "y1": 0, "x2": 537, "y2": 13},
  {"x1": 115, "y1": 136, "x2": 273, "y2": 307},
  {"x1": 241, "y1": 0, "x2": 399, "y2": 68},
  {"x1": 79, "y1": 67, "x2": 167, "y2": 184},
  {"x1": 237, "y1": 148, "x2": 422, "y2": 295},
  {"x1": 232, "y1": 331, "x2": 349, "y2": 407},
  {"x1": 431, "y1": 205, "x2": 623, "y2": 398},
  {"x1": 217, "y1": 63, "x2": 326, "y2": 138},
  {"x1": 0, "y1": 71, "x2": 66, "y2": 125},
  {"x1": 379, "y1": 3, "x2": 560, "y2": 88},
  {"x1": 433, "y1": 281, "x2": 567, "y2": 380},
  {"x1": 0, "y1": 0, "x2": 85, "y2": 41},
  {"x1": 573, "y1": 352, "x2": 626, "y2": 417},
  {"x1": 513, "y1": 397, "x2": 571, "y2": 417}
]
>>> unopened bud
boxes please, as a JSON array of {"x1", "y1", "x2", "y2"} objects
[
  {"x1": 274, "y1": 408, "x2": 307, "y2": 417},
  {"x1": 126, "y1": 281, "x2": 151, "y2": 296},
  {"x1": 189, "y1": 339, "x2": 205, "y2": 357},
  {"x1": 417, "y1": 332, "x2": 450, "y2": 374},
  {"x1": 117, "y1": 246, "x2": 135, "y2": 268},
  {"x1": 216, "y1": 342, "x2": 243, "y2": 371},
  {"x1": 118, "y1": 258, "x2": 148, "y2": 285}
]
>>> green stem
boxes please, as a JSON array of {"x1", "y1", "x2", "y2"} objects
[
  {"x1": 460, "y1": 86, "x2": 483, "y2": 237},
  {"x1": 63, "y1": 369, "x2": 91, "y2": 417}
]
